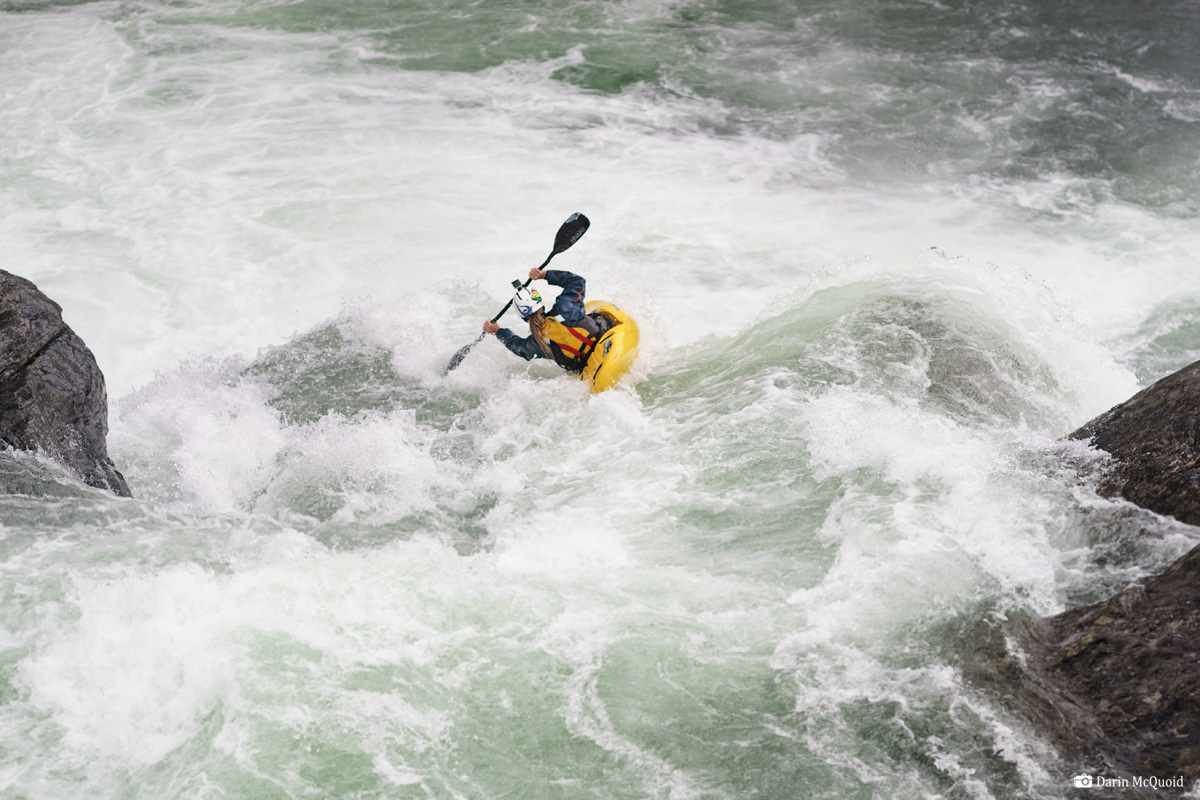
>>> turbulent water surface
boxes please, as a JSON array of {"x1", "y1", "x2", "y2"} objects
[{"x1": 3, "y1": 0, "x2": 1200, "y2": 797}]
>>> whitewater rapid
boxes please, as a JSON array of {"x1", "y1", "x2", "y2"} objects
[{"x1": 4, "y1": 0, "x2": 1200, "y2": 798}]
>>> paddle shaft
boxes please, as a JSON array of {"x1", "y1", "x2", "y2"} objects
[
  {"x1": 444, "y1": 257, "x2": 548, "y2": 370},
  {"x1": 443, "y1": 213, "x2": 589, "y2": 375},
  {"x1": 488, "y1": 253, "x2": 554, "y2": 324}
]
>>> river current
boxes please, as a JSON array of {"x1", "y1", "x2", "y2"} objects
[{"x1": 3, "y1": 0, "x2": 1200, "y2": 797}]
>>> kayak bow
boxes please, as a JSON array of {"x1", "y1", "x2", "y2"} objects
[{"x1": 580, "y1": 300, "x2": 639, "y2": 393}]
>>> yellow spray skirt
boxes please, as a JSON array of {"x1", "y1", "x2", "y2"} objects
[{"x1": 579, "y1": 300, "x2": 640, "y2": 393}]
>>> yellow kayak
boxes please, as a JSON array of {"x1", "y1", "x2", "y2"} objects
[{"x1": 580, "y1": 300, "x2": 640, "y2": 393}]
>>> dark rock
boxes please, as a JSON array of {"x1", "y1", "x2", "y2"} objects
[
  {"x1": 0, "y1": 270, "x2": 131, "y2": 497},
  {"x1": 998, "y1": 361, "x2": 1200, "y2": 794},
  {"x1": 1007, "y1": 564, "x2": 1200, "y2": 790},
  {"x1": 1068, "y1": 360, "x2": 1200, "y2": 527}
]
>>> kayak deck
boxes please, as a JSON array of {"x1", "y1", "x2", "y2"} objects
[{"x1": 580, "y1": 300, "x2": 639, "y2": 393}]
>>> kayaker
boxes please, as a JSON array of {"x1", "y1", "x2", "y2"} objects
[{"x1": 482, "y1": 268, "x2": 611, "y2": 373}]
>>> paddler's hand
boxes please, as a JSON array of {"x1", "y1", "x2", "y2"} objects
[
  {"x1": 482, "y1": 320, "x2": 500, "y2": 335},
  {"x1": 528, "y1": 267, "x2": 547, "y2": 281}
]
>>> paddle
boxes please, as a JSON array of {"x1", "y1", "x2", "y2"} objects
[{"x1": 443, "y1": 212, "x2": 591, "y2": 375}]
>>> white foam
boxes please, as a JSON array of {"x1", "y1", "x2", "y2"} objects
[{"x1": 20, "y1": 565, "x2": 236, "y2": 765}]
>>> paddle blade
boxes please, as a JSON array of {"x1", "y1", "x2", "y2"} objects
[
  {"x1": 552, "y1": 213, "x2": 590, "y2": 255},
  {"x1": 444, "y1": 333, "x2": 484, "y2": 375}
]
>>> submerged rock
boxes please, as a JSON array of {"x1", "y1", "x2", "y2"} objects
[
  {"x1": 0, "y1": 270, "x2": 131, "y2": 497},
  {"x1": 1002, "y1": 360, "x2": 1200, "y2": 791}
]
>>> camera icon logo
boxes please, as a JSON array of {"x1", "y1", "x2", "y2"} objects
[{"x1": 1073, "y1": 774, "x2": 1094, "y2": 788}]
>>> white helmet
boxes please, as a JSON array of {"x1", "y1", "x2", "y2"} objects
[{"x1": 513, "y1": 286, "x2": 546, "y2": 318}]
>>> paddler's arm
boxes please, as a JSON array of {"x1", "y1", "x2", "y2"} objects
[
  {"x1": 482, "y1": 319, "x2": 546, "y2": 362},
  {"x1": 530, "y1": 268, "x2": 590, "y2": 325}
]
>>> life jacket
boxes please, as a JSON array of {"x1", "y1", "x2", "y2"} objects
[{"x1": 542, "y1": 317, "x2": 599, "y2": 373}]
